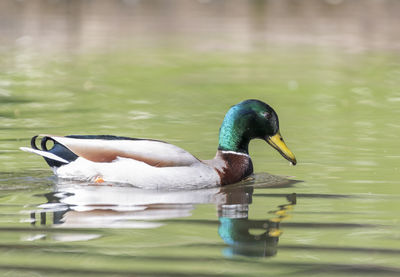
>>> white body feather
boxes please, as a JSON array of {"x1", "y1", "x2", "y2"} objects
[{"x1": 54, "y1": 157, "x2": 221, "y2": 189}]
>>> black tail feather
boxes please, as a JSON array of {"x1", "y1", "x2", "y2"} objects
[
  {"x1": 31, "y1": 135, "x2": 39, "y2": 150},
  {"x1": 31, "y1": 136, "x2": 79, "y2": 168},
  {"x1": 41, "y1": 136, "x2": 51, "y2": 151}
]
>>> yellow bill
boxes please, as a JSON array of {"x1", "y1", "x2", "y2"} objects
[{"x1": 266, "y1": 131, "x2": 297, "y2": 165}]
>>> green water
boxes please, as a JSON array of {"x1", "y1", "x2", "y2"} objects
[{"x1": 0, "y1": 46, "x2": 400, "y2": 276}]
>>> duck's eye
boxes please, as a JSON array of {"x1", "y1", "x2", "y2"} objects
[{"x1": 262, "y1": 112, "x2": 271, "y2": 119}]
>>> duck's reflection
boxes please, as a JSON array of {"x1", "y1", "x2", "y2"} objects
[
  {"x1": 218, "y1": 186, "x2": 296, "y2": 257},
  {"x1": 30, "y1": 176, "x2": 296, "y2": 257}
]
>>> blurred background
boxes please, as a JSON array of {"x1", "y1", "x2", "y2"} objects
[{"x1": 1, "y1": 0, "x2": 400, "y2": 52}]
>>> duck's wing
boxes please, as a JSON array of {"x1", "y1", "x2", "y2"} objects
[{"x1": 22, "y1": 135, "x2": 200, "y2": 167}]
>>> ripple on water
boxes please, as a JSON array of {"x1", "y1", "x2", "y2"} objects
[
  {"x1": 128, "y1": 111, "x2": 154, "y2": 120},
  {"x1": 351, "y1": 160, "x2": 378, "y2": 166}
]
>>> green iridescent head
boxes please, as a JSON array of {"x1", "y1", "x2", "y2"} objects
[{"x1": 218, "y1": 99, "x2": 296, "y2": 165}]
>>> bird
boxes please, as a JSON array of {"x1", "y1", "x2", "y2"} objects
[{"x1": 20, "y1": 99, "x2": 296, "y2": 189}]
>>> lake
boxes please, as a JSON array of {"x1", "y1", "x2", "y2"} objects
[{"x1": 0, "y1": 0, "x2": 399, "y2": 276}]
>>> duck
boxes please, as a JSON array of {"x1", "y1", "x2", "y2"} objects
[{"x1": 20, "y1": 99, "x2": 296, "y2": 189}]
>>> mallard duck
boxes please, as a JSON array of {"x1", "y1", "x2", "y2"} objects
[{"x1": 20, "y1": 99, "x2": 296, "y2": 189}]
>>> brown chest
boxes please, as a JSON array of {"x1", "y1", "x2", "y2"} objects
[{"x1": 214, "y1": 152, "x2": 253, "y2": 186}]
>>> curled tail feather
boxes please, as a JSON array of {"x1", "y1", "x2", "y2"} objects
[{"x1": 20, "y1": 135, "x2": 78, "y2": 168}]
